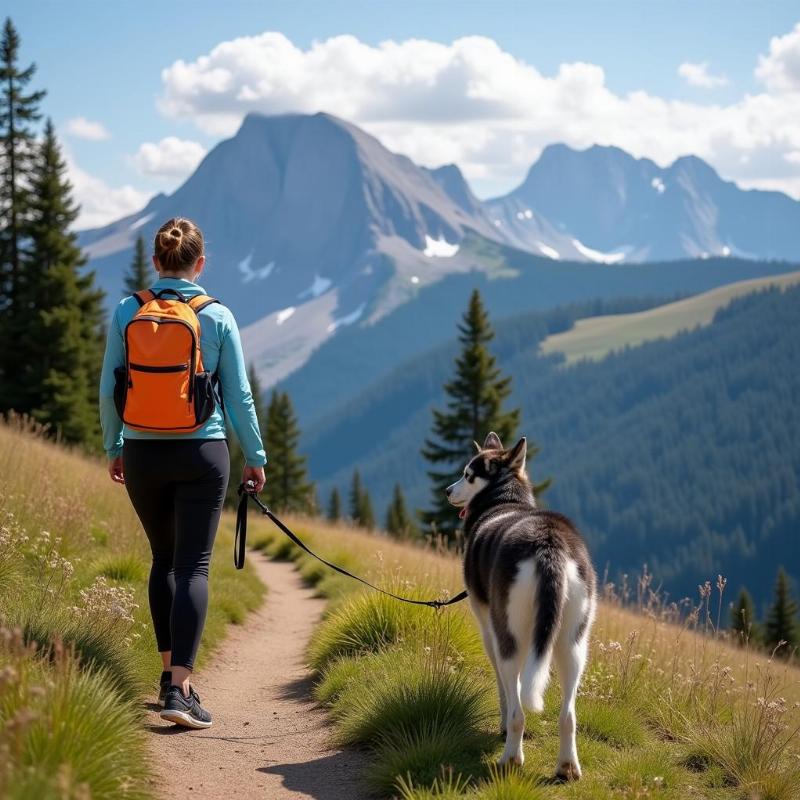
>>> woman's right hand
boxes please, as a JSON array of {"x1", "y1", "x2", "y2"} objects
[
  {"x1": 108, "y1": 456, "x2": 125, "y2": 484},
  {"x1": 242, "y1": 465, "x2": 266, "y2": 493}
]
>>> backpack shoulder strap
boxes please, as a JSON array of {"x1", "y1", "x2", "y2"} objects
[
  {"x1": 188, "y1": 294, "x2": 220, "y2": 313},
  {"x1": 133, "y1": 289, "x2": 156, "y2": 307}
]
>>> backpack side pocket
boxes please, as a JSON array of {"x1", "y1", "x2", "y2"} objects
[{"x1": 193, "y1": 371, "x2": 216, "y2": 425}]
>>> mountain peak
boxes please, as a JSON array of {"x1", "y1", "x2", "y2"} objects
[
  {"x1": 668, "y1": 153, "x2": 721, "y2": 182},
  {"x1": 424, "y1": 163, "x2": 483, "y2": 214}
]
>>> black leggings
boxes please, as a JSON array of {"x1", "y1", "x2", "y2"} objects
[{"x1": 123, "y1": 438, "x2": 230, "y2": 670}]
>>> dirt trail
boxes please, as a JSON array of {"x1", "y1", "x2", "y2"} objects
[{"x1": 143, "y1": 553, "x2": 367, "y2": 799}]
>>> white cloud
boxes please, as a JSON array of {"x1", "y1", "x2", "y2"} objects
[
  {"x1": 677, "y1": 61, "x2": 728, "y2": 89},
  {"x1": 756, "y1": 22, "x2": 800, "y2": 92},
  {"x1": 132, "y1": 136, "x2": 206, "y2": 179},
  {"x1": 156, "y1": 29, "x2": 800, "y2": 198},
  {"x1": 65, "y1": 116, "x2": 110, "y2": 141},
  {"x1": 63, "y1": 147, "x2": 149, "y2": 229}
]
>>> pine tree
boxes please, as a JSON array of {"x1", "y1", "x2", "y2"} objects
[
  {"x1": 327, "y1": 487, "x2": 342, "y2": 522},
  {"x1": 764, "y1": 568, "x2": 798, "y2": 654},
  {"x1": 386, "y1": 483, "x2": 419, "y2": 539},
  {"x1": 123, "y1": 234, "x2": 151, "y2": 294},
  {"x1": 21, "y1": 119, "x2": 105, "y2": 446},
  {"x1": 0, "y1": 17, "x2": 46, "y2": 408},
  {"x1": 421, "y1": 289, "x2": 541, "y2": 541},
  {"x1": 225, "y1": 363, "x2": 266, "y2": 507},
  {"x1": 730, "y1": 587, "x2": 759, "y2": 645},
  {"x1": 349, "y1": 469, "x2": 363, "y2": 521},
  {"x1": 357, "y1": 485, "x2": 375, "y2": 530},
  {"x1": 262, "y1": 390, "x2": 314, "y2": 513},
  {"x1": 348, "y1": 469, "x2": 375, "y2": 529}
]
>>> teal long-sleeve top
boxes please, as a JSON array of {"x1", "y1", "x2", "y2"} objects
[{"x1": 98, "y1": 276, "x2": 267, "y2": 467}]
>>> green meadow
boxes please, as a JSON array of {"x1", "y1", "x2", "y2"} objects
[{"x1": 540, "y1": 271, "x2": 800, "y2": 364}]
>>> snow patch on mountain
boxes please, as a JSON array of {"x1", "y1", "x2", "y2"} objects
[
  {"x1": 129, "y1": 212, "x2": 156, "y2": 231},
  {"x1": 327, "y1": 303, "x2": 365, "y2": 333},
  {"x1": 571, "y1": 238, "x2": 627, "y2": 264},
  {"x1": 651, "y1": 177, "x2": 666, "y2": 194},
  {"x1": 238, "y1": 253, "x2": 275, "y2": 283},
  {"x1": 537, "y1": 242, "x2": 561, "y2": 260},
  {"x1": 298, "y1": 274, "x2": 333, "y2": 299},
  {"x1": 423, "y1": 235, "x2": 460, "y2": 258},
  {"x1": 276, "y1": 307, "x2": 296, "y2": 325}
]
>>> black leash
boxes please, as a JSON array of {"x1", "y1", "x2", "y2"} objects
[{"x1": 235, "y1": 484, "x2": 469, "y2": 610}]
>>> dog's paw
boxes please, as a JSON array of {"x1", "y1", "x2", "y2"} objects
[
  {"x1": 498, "y1": 749, "x2": 525, "y2": 768},
  {"x1": 555, "y1": 760, "x2": 581, "y2": 781}
]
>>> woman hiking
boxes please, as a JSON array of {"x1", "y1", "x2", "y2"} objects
[{"x1": 98, "y1": 217, "x2": 266, "y2": 729}]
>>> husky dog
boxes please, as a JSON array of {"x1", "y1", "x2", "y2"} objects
[{"x1": 446, "y1": 432, "x2": 596, "y2": 779}]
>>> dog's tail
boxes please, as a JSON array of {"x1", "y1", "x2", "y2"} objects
[{"x1": 521, "y1": 549, "x2": 565, "y2": 712}]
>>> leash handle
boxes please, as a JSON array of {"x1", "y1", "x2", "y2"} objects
[
  {"x1": 234, "y1": 483, "x2": 468, "y2": 609},
  {"x1": 234, "y1": 481, "x2": 250, "y2": 569}
]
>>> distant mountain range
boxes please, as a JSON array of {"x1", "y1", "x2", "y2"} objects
[
  {"x1": 486, "y1": 143, "x2": 800, "y2": 263},
  {"x1": 78, "y1": 111, "x2": 800, "y2": 386}
]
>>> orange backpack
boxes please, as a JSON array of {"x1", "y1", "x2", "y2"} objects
[{"x1": 113, "y1": 288, "x2": 220, "y2": 432}]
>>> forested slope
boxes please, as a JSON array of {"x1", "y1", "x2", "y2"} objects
[{"x1": 304, "y1": 285, "x2": 800, "y2": 608}]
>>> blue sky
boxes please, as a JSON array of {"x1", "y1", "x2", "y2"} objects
[{"x1": 6, "y1": 1, "x2": 800, "y2": 227}]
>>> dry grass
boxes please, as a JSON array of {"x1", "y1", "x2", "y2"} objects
[
  {"x1": 0, "y1": 416, "x2": 265, "y2": 798},
  {"x1": 251, "y1": 512, "x2": 800, "y2": 799}
]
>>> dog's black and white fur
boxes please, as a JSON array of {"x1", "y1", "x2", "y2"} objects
[{"x1": 446, "y1": 432, "x2": 596, "y2": 779}]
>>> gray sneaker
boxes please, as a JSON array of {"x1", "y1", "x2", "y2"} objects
[{"x1": 160, "y1": 685, "x2": 212, "y2": 729}]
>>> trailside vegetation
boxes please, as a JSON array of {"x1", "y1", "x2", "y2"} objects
[{"x1": 0, "y1": 416, "x2": 264, "y2": 797}]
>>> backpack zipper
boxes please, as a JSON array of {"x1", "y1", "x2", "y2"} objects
[{"x1": 129, "y1": 362, "x2": 190, "y2": 373}]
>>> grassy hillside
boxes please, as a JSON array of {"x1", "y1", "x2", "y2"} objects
[
  {"x1": 0, "y1": 419, "x2": 264, "y2": 798},
  {"x1": 250, "y1": 513, "x2": 800, "y2": 799},
  {"x1": 301, "y1": 282, "x2": 800, "y2": 609},
  {"x1": 540, "y1": 271, "x2": 800, "y2": 363}
]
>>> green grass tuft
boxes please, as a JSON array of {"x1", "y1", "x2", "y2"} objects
[
  {"x1": 93, "y1": 552, "x2": 149, "y2": 583},
  {"x1": 333, "y1": 644, "x2": 491, "y2": 749},
  {"x1": 0, "y1": 629, "x2": 151, "y2": 799},
  {"x1": 309, "y1": 589, "x2": 480, "y2": 672},
  {"x1": 370, "y1": 723, "x2": 489, "y2": 795},
  {"x1": 578, "y1": 697, "x2": 647, "y2": 748}
]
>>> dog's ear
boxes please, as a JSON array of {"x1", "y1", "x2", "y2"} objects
[
  {"x1": 483, "y1": 431, "x2": 503, "y2": 450},
  {"x1": 473, "y1": 440, "x2": 482, "y2": 453},
  {"x1": 506, "y1": 437, "x2": 527, "y2": 472}
]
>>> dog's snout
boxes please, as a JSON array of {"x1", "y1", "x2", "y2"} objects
[{"x1": 445, "y1": 485, "x2": 453, "y2": 497}]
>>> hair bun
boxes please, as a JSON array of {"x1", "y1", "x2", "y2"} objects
[
  {"x1": 153, "y1": 217, "x2": 203, "y2": 272},
  {"x1": 159, "y1": 227, "x2": 183, "y2": 251}
]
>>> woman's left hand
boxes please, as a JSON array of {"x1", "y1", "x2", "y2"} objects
[{"x1": 108, "y1": 456, "x2": 125, "y2": 484}]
